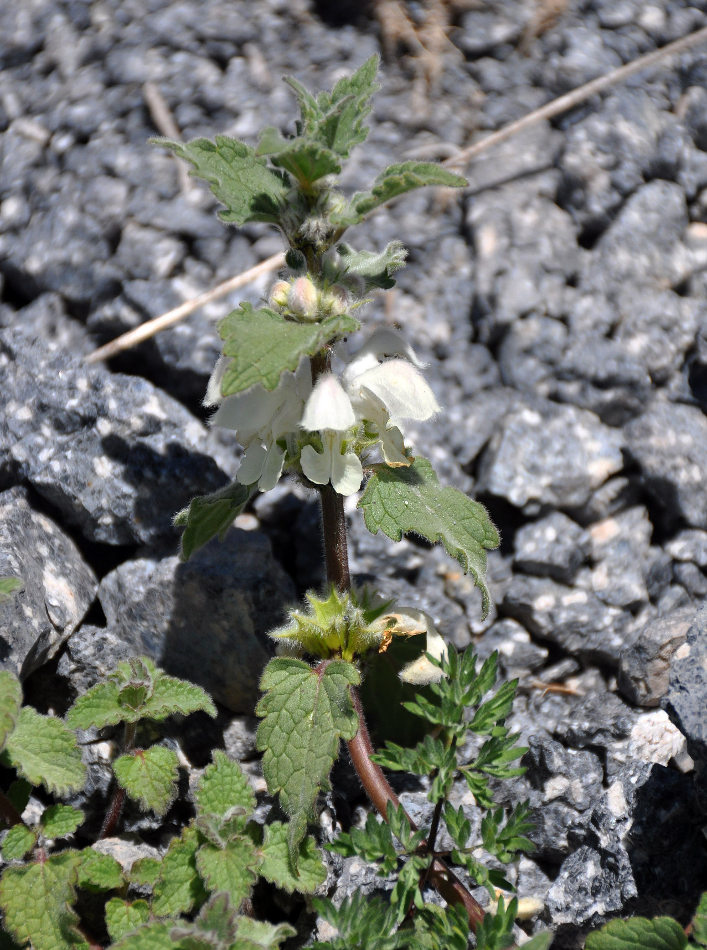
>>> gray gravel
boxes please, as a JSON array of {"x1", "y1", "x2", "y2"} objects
[{"x1": 1, "y1": 0, "x2": 706, "y2": 944}]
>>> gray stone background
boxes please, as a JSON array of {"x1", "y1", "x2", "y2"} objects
[{"x1": 1, "y1": 0, "x2": 706, "y2": 945}]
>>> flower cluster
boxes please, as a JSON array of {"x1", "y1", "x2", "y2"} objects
[{"x1": 205, "y1": 319, "x2": 440, "y2": 497}]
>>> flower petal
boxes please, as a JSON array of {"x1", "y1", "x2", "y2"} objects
[
  {"x1": 355, "y1": 359, "x2": 440, "y2": 428},
  {"x1": 236, "y1": 442, "x2": 268, "y2": 485},
  {"x1": 301, "y1": 374, "x2": 355, "y2": 432},
  {"x1": 300, "y1": 443, "x2": 331, "y2": 486},
  {"x1": 331, "y1": 449, "x2": 363, "y2": 496},
  {"x1": 258, "y1": 443, "x2": 286, "y2": 491}
]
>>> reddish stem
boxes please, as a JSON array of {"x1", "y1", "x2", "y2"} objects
[{"x1": 99, "y1": 721, "x2": 136, "y2": 839}]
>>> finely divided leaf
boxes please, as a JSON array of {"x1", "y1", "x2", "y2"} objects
[
  {"x1": 0, "y1": 851, "x2": 85, "y2": 950},
  {"x1": 259, "y1": 821, "x2": 326, "y2": 894},
  {"x1": 358, "y1": 457, "x2": 499, "y2": 617},
  {"x1": 152, "y1": 825, "x2": 206, "y2": 917},
  {"x1": 195, "y1": 749, "x2": 255, "y2": 820},
  {"x1": 153, "y1": 136, "x2": 287, "y2": 225},
  {"x1": 585, "y1": 917, "x2": 687, "y2": 950},
  {"x1": 1, "y1": 824, "x2": 37, "y2": 862},
  {"x1": 256, "y1": 658, "x2": 359, "y2": 857},
  {"x1": 218, "y1": 304, "x2": 358, "y2": 395},
  {"x1": 175, "y1": 480, "x2": 255, "y2": 561},
  {"x1": 520, "y1": 935, "x2": 554, "y2": 950},
  {"x1": 195, "y1": 837, "x2": 258, "y2": 909},
  {"x1": 0, "y1": 671, "x2": 22, "y2": 751},
  {"x1": 105, "y1": 898, "x2": 151, "y2": 943},
  {"x1": 336, "y1": 161, "x2": 467, "y2": 226},
  {"x1": 113, "y1": 745, "x2": 180, "y2": 816},
  {"x1": 41, "y1": 804, "x2": 84, "y2": 839},
  {"x1": 5, "y1": 706, "x2": 86, "y2": 796}
]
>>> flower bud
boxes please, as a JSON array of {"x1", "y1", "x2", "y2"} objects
[
  {"x1": 320, "y1": 283, "x2": 351, "y2": 315},
  {"x1": 288, "y1": 276, "x2": 319, "y2": 319},
  {"x1": 268, "y1": 280, "x2": 290, "y2": 310}
]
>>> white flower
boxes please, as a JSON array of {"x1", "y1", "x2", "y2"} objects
[
  {"x1": 300, "y1": 374, "x2": 362, "y2": 496},
  {"x1": 204, "y1": 357, "x2": 312, "y2": 491}
]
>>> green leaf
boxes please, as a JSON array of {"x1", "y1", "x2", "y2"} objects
[
  {"x1": 327, "y1": 809, "x2": 398, "y2": 874},
  {"x1": 256, "y1": 134, "x2": 341, "y2": 188},
  {"x1": 195, "y1": 837, "x2": 258, "y2": 908},
  {"x1": 335, "y1": 241, "x2": 407, "y2": 290},
  {"x1": 336, "y1": 161, "x2": 466, "y2": 226},
  {"x1": 105, "y1": 898, "x2": 151, "y2": 942},
  {"x1": 195, "y1": 749, "x2": 256, "y2": 820},
  {"x1": 259, "y1": 821, "x2": 327, "y2": 894},
  {"x1": 170, "y1": 891, "x2": 238, "y2": 949},
  {"x1": 474, "y1": 895, "x2": 517, "y2": 950},
  {"x1": 152, "y1": 825, "x2": 206, "y2": 917},
  {"x1": 111, "y1": 921, "x2": 183, "y2": 950},
  {"x1": 41, "y1": 804, "x2": 84, "y2": 839},
  {"x1": 693, "y1": 893, "x2": 707, "y2": 946},
  {"x1": 113, "y1": 744, "x2": 180, "y2": 816},
  {"x1": 412, "y1": 902, "x2": 470, "y2": 950},
  {"x1": 0, "y1": 672, "x2": 21, "y2": 753},
  {"x1": 256, "y1": 658, "x2": 359, "y2": 858},
  {"x1": 232, "y1": 916, "x2": 297, "y2": 950},
  {"x1": 358, "y1": 457, "x2": 499, "y2": 617},
  {"x1": 0, "y1": 850, "x2": 86, "y2": 950},
  {"x1": 128, "y1": 855, "x2": 161, "y2": 887},
  {"x1": 218, "y1": 304, "x2": 358, "y2": 396},
  {"x1": 140, "y1": 670, "x2": 217, "y2": 722},
  {"x1": 1, "y1": 824, "x2": 37, "y2": 861},
  {"x1": 0, "y1": 577, "x2": 22, "y2": 603},
  {"x1": 175, "y1": 480, "x2": 255, "y2": 561},
  {"x1": 312, "y1": 892, "x2": 408, "y2": 950},
  {"x1": 585, "y1": 917, "x2": 687, "y2": 950},
  {"x1": 5, "y1": 706, "x2": 86, "y2": 796},
  {"x1": 77, "y1": 848, "x2": 124, "y2": 891},
  {"x1": 520, "y1": 934, "x2": 554, "y2": 950},
  {"x1": 66, "y1": 679, "x2": 125, "y2": 729},
  {"x1": 153, "y1": 136, "x2": 288, "y2": 225}
]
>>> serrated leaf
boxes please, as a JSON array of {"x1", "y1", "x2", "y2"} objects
[
  {"x1": 5, "y1": 706, "x2": 86, "y2": 796},
  {"x1": 0, "y1": 577, "x2": 22, "y2": 603},
  {"x1": 337, "y1": 241, "x2": 407, "y2": 290},
  {"x1": 113, "y1": 745, "x2": 180, "y2": 816},
  {"x1": 232, "y1": 916, "x2": 297, "y2": 950},
  {"x1": 170, "y1": 891, "x2": 239, "y2": 949},
  {"x1": 41, "y1": 804, "x2": 83, "y2": 839},
  {"x1": 111, "y1": 921, "x2": 184, "y2": 950},
  {"x1": 218, "y1": 304, "x2": 358, "y2": 396},
  {"x1": 0, "y1": 850, "x2": 85, "y2": 950},
  {"x1": 77, "y1": 848, "x2": 124, "y2": 891},
  {"x1": 128, "y1": 855, "x2": 162, "y2": 887},
  {"x1": 196, "y1": 837, "x2": 258, "y2": 909},
  {"x1": 140, "y1": 670, "x2": 217, "y2": 721},
  {"x1": 0, "y1": 672, "x2": 21, "y2": 752},
  {"x1": 175, "y1": 480, "x2": 255, "y2": 561},
  {"x1": 1, "y1": 824, "x2": 37, "y2": 861},
  {"x1": 105, "y1": 898, "x2": 151, "y2": 942},
  {"x1": 256, "y1": 658, "x2": 359, "y2": 858},
  {"x1": 693, "y1": 893, "x2": 707, "y2": 946},
  {"x1": 256, "y1": 134, "x2": 342, "y2": 189},
  {"x1": 585, "y1": 917, "x2": 687, "y2": 950},
  {"x1": 66, "y1": 679, "x2": 125, "y2": 729},
  {"x1": 337, "y1": 161, "x2": 466, "y2": 225},
  {"x1": 358, "y1": 457, "x2": 499, "y2": 617},
  {"x1": 195, "y1": 750, "x2": 255, "y2": 820},
  {"x1": 259, "y1": 821, "x2": 326, "y2": 894},
  {"x1": 152, "y1": 825, "x2": 206, "y2": 917},
  {"x1": 153, "y1": 136, "x2": 288, "y2": 225}
]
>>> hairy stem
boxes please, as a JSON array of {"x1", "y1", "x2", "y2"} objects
[{"x1": 99, "y1": 721, "x2": 137, "y2": 840}]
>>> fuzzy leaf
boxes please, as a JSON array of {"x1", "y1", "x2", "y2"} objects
[
  {"x1": 105, "y1": 898, "x2": 151, "y2": 942},
  {"x1": 195, "y1": 837, "x2": 258, "y2": 908},
  {"x1": 41, "y1": 804, "x2": 84, "y2": 839},
  {"x1": 0, "y1": 850, "x2": 85, "y2": 950},
  {"x1": 359, "y1": 457, "x2": 499, "y2": 617},
  {"x1": 232, "y1": 916, "x2": 297, "y2": 949},
  {"x1": 338, "y1": 161, "x2": 467, "y2": 225},
  {"x1": 170, "y1": 891, "x2": 238, "y2": 948},
  {"x1": 336, "y1": 241, "x2": 407, "y2": 289},
  {"x1": 128, "y1": 856, "x2": 162, "y2": 887},
  {"x1": 77, "y1": 848, "x2": 125, "y2": 891},
  {"x1": 153, "y1": 136, "x2": 288, "y2": 225},
  {"x1": 693, "y1": 893, "x2": 707, "y2": 946},
  {"x1": 113, "y1": 745, "x2": 180, "y2": 816},
  {"x1": 0, "y1": 577, "x2": 22, "y2": 603},
  {"x1": 259, "y1": 821, "x2": 327, "y2": 893},
  {"x1": 175, "y1": 480, "x2": 255, "y2": 561},
  {"x1": 5, "y1": 706, "x2": 86, "y2": 796},
  {"x1": 0, "y1": 672, "x2": 21, "y2": 752},
  {"x1": 195, "y1": 749, "x2": 255, "y2": 820},
  {"x1": 256, "y1": 133, "x2": 341, "y2": 188},
  {"x1": 66, "y1": 679, "x2": 125, "y2": 729},
  {"x1": 585, "y1": 917, "x2": 687, "y2": 950},
  {"x1": 1, "y1": 824, "x2": 37, "y2": 861},
  {"x1": 218, "y1": 304, "x2": 358, "y2": 395},
  {"x1": 111, "y1": 921, "x2": 183, "y2": 950},
  {"x1": 152, "y1": 825, "x2": 206, "y2": 917},
  {"x1": 140, "y1": 671, "x2": 217, "y2": 722},
  {"x1": 256, "y1": 658, "x2": 359, "y2": 858}
]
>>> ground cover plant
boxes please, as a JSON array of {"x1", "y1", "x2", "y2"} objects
[{"x1": 0, "y1": 55, "x2": 704, "y2": 950}]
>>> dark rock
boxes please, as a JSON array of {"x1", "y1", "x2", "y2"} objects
[
  {"x1": 618, "y1": 606, "x2": 694, "y2": 707},
  {"x1": 0, "y1": 486, "x2": 97, "y2": 678},
  {"x1": 587, "y1": 508, "x2": 652, "y2": 610},
  {"x1": 663, "y1": 605, "x2": 707, "y2": 781},
  {"x1": 554, "y1": 691, "x2": 636, "y2": 749},
  {"x1": 474, "y1": 617, "x2": 549, "y2": 675},
  {"x1": 513, "y1": 511, "x2": 590, "y2": 583},
  {"x1": 477, "y1": 400, "x2": 624, "y2": 514},
  {"x1": 625, "y1": 399, "x2": 707, "y2": 531},
  {"x1": 88, "y1": 529, "x2": 295, "y2": 712},
  {"x1": 523, "y1": 735, "x2": 603, "y2": 813},
  {"x1": 546, "y1": 844, "x2": 636, "y2": 928}
]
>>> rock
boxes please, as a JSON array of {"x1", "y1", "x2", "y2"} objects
[
  {"x1": 618, "y1": 606, "x2": 694, "y2": 707},
  {"x1": 625, "y1": 399, "x2": 707, "y2": 530},
  {"x1": 477, "y1": 400, "x2": 624, "y2": 514},
  {"x1": 85, "y1": 529, "x2": 295, "y2": 712},
  {"x1": 554, "y1": 692, "x2": 636, "y2": 749},
  {"x1": 513, "y1": 512, "x2": 590, "y2": 584},
  {"x1": 546, "y1": 844, "x2": 636, "y2": 928},
  {"x1": 588, "y1": 508, "x2": 652, "y2": 610},
  {"x1": 663, "y1": 605, "x2": 707, "y2": 780},
  {"x1": 474, "y1": 617, "x2": 549, "y2": 676},
  {"x1": 523, "y1": 735, "x2": 603, "y2": 814},
  {"x1": 0, "y1": 486, "x2": 96, "y2": 678}
]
